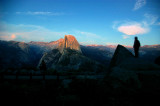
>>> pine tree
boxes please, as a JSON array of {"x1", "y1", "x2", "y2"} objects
[{"x1": 39, "y1": 60, "x2": 47, "y2": 71}]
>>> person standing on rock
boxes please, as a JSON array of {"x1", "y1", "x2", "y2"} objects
[{"x1": 133, "y1": 36, "x2": 141, "y2": 57}]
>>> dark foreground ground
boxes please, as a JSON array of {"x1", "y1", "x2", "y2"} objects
[{"x1": 0, "y1": 77, "x2": 160, "y2": 106}]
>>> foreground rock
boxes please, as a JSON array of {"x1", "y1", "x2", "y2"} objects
[{"x1": 107, "y1": 44, "x2": 160, "y2": 89}]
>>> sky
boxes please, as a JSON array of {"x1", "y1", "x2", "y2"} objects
[{"x1": 0, "y1": 0, "x2": 160, "y2": 46}]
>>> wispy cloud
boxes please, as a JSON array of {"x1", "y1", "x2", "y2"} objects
[
  {"x1": 112, "y1": 21, "x2": 120, "y2": 29},
  {"x1": 144, "y1": 13, "x2": 159, "y2": 25},
  {"x1": 122, "y1": 35, "x2": 130, "y2": 39},
  {"x1": 157, "y1": 22, "x2": 160, "y2": 25},
  {"x1": 133, "y1": 0, "x2": 146, "y2": 11},
  {"x1": 16, "y1": 11, "x2": 64, "y2": 16},
  {"x1": 79, "y1": 31, "x2": 101, "y2": 39},
  {"x1": 0, "y1": 21, "x2": 66, "y2": 42},
  {"x1": 74, "y1": 30, "x2": 105, "y2": 45},
  {"x1": 0, "y1": 21, "x2": 104, "y2": 44}
]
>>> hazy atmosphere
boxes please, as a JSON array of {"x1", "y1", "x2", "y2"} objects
[{"x1": 0, "y1": 0, "x2": 160, "y2": 46}]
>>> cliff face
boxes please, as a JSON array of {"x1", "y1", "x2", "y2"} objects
[
  {"x1": 58, "y1": 35, "x2": 81, "y2": 53},
  {"x1": 37, "y1": 35, "x2": 104, "y2": 71}
]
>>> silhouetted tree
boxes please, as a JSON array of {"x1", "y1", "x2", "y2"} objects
[
  {"x1": 133, "y1": 37, "x2": 141, "y2": 57},
  {"x1": 39, "y1": 60, "x2": 47, "y2": 71},
  {"x1": 39, "y1": 60, "x2": 47, "y2": 80}
]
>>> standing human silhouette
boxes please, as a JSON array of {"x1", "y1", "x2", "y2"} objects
[{"x1": 133, "y1": 37, "x2": 141, "y2": 57}]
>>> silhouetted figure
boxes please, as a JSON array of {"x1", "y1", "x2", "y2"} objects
[{"x1": 133, "y1": 37, "x2": 141, "y2": 57}]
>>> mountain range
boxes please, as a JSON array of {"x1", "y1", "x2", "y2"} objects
[{"x1": 0, "y1": 35, "x2": 160, "y2": 72}]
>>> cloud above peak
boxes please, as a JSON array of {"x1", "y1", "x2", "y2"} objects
[
  {"x1": 133, "y1": 0, "x2": 146, "y2": 11},
  {"x1": 118, "y1": 24, "x2": 148, "y2": 35}
]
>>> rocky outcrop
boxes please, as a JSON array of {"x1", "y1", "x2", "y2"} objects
[
  {"x1": 37, "y1": 49, "x2": 61, "y2": 69},
  {"x1": 109, "y1": 44, "x2": 160, "y2": 71},
  {"x1": 109, "y1": 44, "x2": 134, "y2": 69},
  {"x1": 107, "y1": 44, "x2": 160, "y2": 89},
  {"x1": 58, "y1": 35, "x2": 81, "y2": 53}
]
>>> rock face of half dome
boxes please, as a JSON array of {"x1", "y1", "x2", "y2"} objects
[{"x1": 58, "y1": 35, "x2": 81, "y2": 53}]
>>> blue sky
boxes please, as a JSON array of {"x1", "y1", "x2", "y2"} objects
[{"x1": 0, "y1": 0, "x2": 160, "y2": 46}]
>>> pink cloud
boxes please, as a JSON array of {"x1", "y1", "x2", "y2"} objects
[
  {"x1": 0, "y1": 34, "x2": 16, "y2": 41},
  {"x1": 11, "y1": 34, "x2": 16, "y2": 39},
  {"x1": 118, "y1": 24, "x2": 148, "y2": 35},
  {"x1": 122, "y1": 35, "x2": 130, "y2": 39}
]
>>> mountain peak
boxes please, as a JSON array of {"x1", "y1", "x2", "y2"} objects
[{"x1": 58, "y1": 35, "x2": 81, "y2": 53}]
